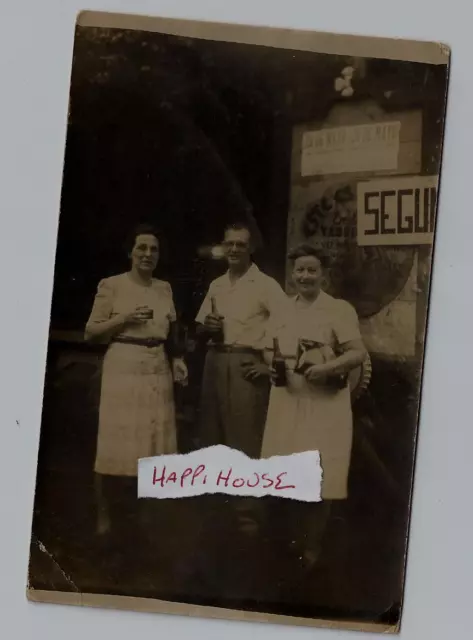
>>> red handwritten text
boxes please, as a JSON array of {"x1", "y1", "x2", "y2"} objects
[
  {"x1": 151, "y1": 465, "x2": 297, "y2": 493},
  {"x1": 153, "y1": 464, "x2": 206, "y2": 488},
  {"x1": 215, "y1": 467, "x2": 295, "y2": 491}
]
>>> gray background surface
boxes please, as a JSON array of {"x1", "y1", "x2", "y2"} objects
[{"x1": 0, "y1": 0, "x2": 467, "y2": 638}]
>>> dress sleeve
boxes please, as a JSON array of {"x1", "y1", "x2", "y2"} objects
[
  {"x1": 332, "y1": 300, "x2": 362, "y2": 344},
  {"x1": 85, "y1": 279, "x2": 114, "y2": 329}
]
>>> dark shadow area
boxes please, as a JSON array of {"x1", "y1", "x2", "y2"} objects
[{"x1": 30, "y1": 346, "x2": 417, "y2": 626}]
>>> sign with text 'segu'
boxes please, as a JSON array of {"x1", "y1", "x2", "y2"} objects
[
  {"x1": 357, "y1": 175, "x2": 439, "y2": 246},
  {"x1": 138, "y1": 445, "x2": 322, "y2": 502}
]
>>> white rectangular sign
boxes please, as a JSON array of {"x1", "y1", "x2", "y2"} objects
[
  {"x1": 357, "y1": 175, "x2": 438, "y2": 246},
  {"x1": 138, "y1": 445, "x2": 322, "y2": 502},
  {"x1": 301, "y1": 121, "x2": 401, "y2": 176}
]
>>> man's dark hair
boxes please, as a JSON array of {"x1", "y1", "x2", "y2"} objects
[{"x1": 223, "y1": 221, "x2": 253, "y2": 241}]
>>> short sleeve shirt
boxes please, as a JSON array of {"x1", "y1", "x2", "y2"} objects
[{"x1": 195, "y1": 263, "x2": 290, "y2": 350}]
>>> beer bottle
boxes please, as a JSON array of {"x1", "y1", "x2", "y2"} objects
[
  {"x1": 272, "y1": 337, "x2": 287, "y2": 387},
  {"x1": 210, "y1": 295, "x2": 224, "y2": 343}
]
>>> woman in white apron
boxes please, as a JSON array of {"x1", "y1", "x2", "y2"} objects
[
  {"x1": 262, "y1": 243, "x2": 366, "y2": 567},
  {"x1": 85, "y1": 225, "x2": 187, "y2": 539}
]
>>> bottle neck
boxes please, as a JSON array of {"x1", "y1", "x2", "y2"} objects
[{"x1": 273, "y1": 337, "x2": 282, "y2": 357}]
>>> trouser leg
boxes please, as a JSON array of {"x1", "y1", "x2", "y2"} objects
[
  {"x1": 219, "y1": 352, "x2": 270, "y2": 535},
  {"x1": 197, "y1": 350, "x2": 224, "y2": 448}
]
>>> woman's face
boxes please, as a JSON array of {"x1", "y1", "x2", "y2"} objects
[
  {"x1": 292, "y1": 255, "x2": 323, "y2": 297},
  {"x1": 130, "y1": 234, "x2": 159, "y2": 273}
]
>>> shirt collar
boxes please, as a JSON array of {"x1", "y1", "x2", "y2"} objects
[
  {"x1": 225, "y1": 262, "x2": 260, "y2": 285},
  {"x1": 293, "y1": 289, "x2": 331, "y2": 309}
]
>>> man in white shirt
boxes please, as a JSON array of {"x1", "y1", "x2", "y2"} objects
[{"x1": 195, "y1": 222, "x2": 289, "y2": 458}]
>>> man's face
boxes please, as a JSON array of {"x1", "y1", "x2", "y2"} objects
[{"x1": 222, "y1": 228, "x2": 252, "y2": 268}]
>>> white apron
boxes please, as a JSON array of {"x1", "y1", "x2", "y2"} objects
[{"x1": 261, "y1": 291, "x2": 362, "y2": 499}]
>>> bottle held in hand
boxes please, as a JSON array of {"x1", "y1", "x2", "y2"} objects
[
  {"x1": 272, "y1": 337, "x2": 287, "y2": 387},
  {"x1": 210, "y1": 296, "x2": 224, "y2": 344},
  {"x1": 294, "y1": 339, "x2": 322, "y2": 375},
  {"x1": 296, "y1": 340, "x2": 348, "y2": 390},
  {"x1": 137, "y1": 305, "x2": 154, "y2": 320}
]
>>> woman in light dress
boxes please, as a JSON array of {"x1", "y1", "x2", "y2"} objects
[
  {"x1": 262, "y1": 243, "x2": 367, "y2": 566},
  {"x1": 85, "y1": 224, "x2": 187, "y2": 538}
]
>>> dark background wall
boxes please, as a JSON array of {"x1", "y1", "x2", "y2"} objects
[{"x1": 50, "y1": 26, "x2": 447, "y2": 330}]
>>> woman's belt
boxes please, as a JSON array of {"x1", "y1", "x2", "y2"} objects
[{"x1": 111, "y1": 336, "x2": 165, "y2": 348}]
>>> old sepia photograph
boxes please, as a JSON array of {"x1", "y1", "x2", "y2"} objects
[{"x1": 27, "y1": 11, "x2": 450, "y2": 633}]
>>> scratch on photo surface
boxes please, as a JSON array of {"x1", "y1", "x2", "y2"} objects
[{"x1": 33, "y1": 535, "x2": 79, "y2": 592}]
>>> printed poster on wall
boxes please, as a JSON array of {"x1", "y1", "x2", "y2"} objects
[
  {"x1": 286, "y1": 178, "x2": 419, "y2": 357},
  {"x1": 301, "y1": 121, "x2": 401, "y2": 177}
]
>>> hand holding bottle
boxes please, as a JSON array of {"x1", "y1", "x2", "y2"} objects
[
  {"x1": 271, "y1": 337, "x2": 287, "y2": 387},
  {"x1": 204, "y1": 296, "x2": 224, "y2": 340}
]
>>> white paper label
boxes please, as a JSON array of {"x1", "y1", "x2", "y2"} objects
[
  {"x1": 138, "y1": 445, "x2": 322, "y2": 502},
  {"x1": 301, "y1": 122, "x2": 401, "y2": 176}
]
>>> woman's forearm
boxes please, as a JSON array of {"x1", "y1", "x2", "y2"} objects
[
  {"x1": 325, "y1": 348, "x2": 366, "y2": 376},
  {"x1": 84, "y1": 315, "x2": 127, "y2": 342}
]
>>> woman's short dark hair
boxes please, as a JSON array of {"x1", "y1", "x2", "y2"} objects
[
  {"x1": 287, "y1": 243, "x2": 331, "y2": 268},
  {"x1": 126, "y1": 223, "x2": 160, "y2": 254}
]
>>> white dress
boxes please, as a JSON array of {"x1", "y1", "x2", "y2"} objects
[
  {"x1": 261, "y1": 291, "x2": 362, "y2": 499},
  {"x1": 85, "y1": 272, "x2": 177, "y2": 477}
]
